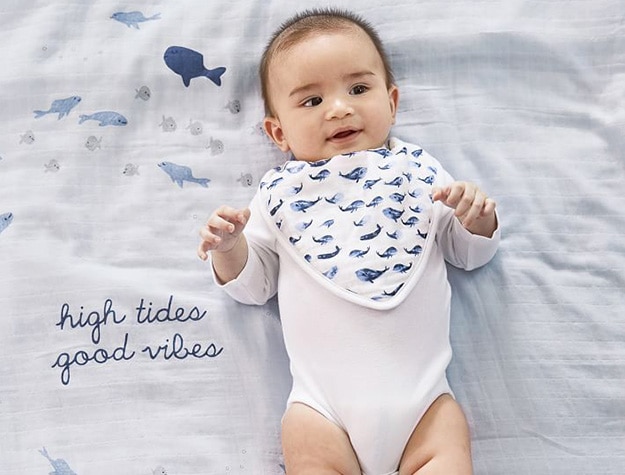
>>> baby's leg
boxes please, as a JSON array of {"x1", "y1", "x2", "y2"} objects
[
  {"x1": 282, "y1": 402, "x2": 361, "y2": 475},
  {"x1": 398, "y1": 394, "x2": 473, "y2": 475}
]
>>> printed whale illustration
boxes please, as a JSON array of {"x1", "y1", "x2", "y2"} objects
[
  {"x1": 34, "y1": 96, "x2": 81, "y2": 119},
  {"x1": 39, "y1": 447, "x2": 77, "y2": 475},
  {"x1": 79, "y1": 111, "x2": 128, "y2": 126},
  {"x1": 158, "y1": 161, "x2": 210, "y2": 188},
  {"x1": 111, "y1": 11, "x2": 161, "y2": 29},
  {"x1": 164, "y1": 46, "x2": 226, "y2": 87}
]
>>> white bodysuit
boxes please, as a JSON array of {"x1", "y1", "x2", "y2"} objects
[{"x1": 215, "y1": 138, "x2": 500, "y2": 475}]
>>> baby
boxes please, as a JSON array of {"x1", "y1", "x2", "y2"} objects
[{"x1": 198, "y1": 8, "x2": 499, "y2": 475}]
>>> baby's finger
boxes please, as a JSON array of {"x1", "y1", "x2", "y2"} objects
[{"x1": 461, "y1": 190, "x2": 488, "y2": 227}]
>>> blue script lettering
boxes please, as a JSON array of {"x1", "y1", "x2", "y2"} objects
[
  {"x1": 142, "y1": 333, "x2": 223, "y2": 360},
  {"x1": 52, "y1": 333, "x2": 136, "y2": 385},
  {"x1": 56, "y1": 298, "x2": 126, "y2": 344},
  {"x1": 136, "y1": 295, "x2": 207, "y2": 324}
]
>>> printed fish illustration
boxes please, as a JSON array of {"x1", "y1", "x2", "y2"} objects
[
  {"x1": 286, "y1": 162, "x2": 306, "y2": 174},
  {"x1": 19, "y1": 130, "x2": 35, "y2": 144},
  {"x1": 0, "y1": 212, "x2": 14, "y2": 234},
  {"x1": 39, "y1": 447, "x2": 77, "y2": 475},
  {"x1": 237, "y1": 172, "x2": 254, "y2": 187},
  {"x1": 44, "y1": 159, "x2": 60, "y2": 172},
  {"x1": 158, "y1": 161, "x2": 210, "y2": 188},
  {"x1": 164, "y1": 46, "x2": 226, "y2": 87},
  {"x1": 269, "y1": 199, "x2": 284, "y2": 216},
  {"x1": 122, "y1": 163, "x2": 139, "y2": 176},
  {"x1": 187, "y1": 119, "x2": 203, "y2": 135},
  {"x1": 111, "y1": 11, "x2": 161, "y2": 29},
  {"x1": 79, "y1": 111, "x2": 128, "y2": 126},
  {"x1": 226, "y1": 100, "x2": 241, "y2": 114},
  {"x1": 34, "y1": 96, "x2": 81, "y2": 119},
  {"x1": 288, "y1": 183, "x2": 303, "y2": 195},
  {"x1": 386, "y1": 230, "x2": 401, "y2": 240},
  {"x1": 402, "y1": 216, "x2": 420, "y2": 227},
  {"x1": 321, "y1": 219, "x2": 335, "y2": 228},
  {"x1": 366, "y1": 196, "x2": 383, "y2": 207},
  {"x1": 385, "y1": 176, "x2": 404, "y2": 187},
  {"x1": 356, "y1": 266, "x2": 389, "y2": 283},
  {"x1": 313, "y1": 235, "x2": 334, "y2": 245},
  {"x1": 207, "y1": 137, "x2": 224, "y2": 155},
  {"x1": 85, "y1": 135, "x2": 102, "y2": 151},
  {"x1": 411, "y1": 149, "x2": 423, "y2": 158},
  {"x1": 135, "y1": 85, "x2": 151, "y2": 100},
  {"x1": 371, "y1": 147, "x2": 392, "y2": 158},
  {"x1": 419, "y1": 175, "x2": 435, "y2": 185},
  {"x1": 325, "y1": 193, "x2": 343, "y2": 204},
  {"x1": 389, "y1": 192, "x2": 405, "y2": 203},
  {"x1": 339, "y1": 166, "x2": 367, "y2": 183},
  {"x1": 159, "y1": 115, "x2": 177, "y2": 132},
  {"x1": 296, "y1": 220, "x2": 313, "y2": 231}
]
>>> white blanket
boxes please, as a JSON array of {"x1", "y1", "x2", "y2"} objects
[{"x1": 1, "y1": 1, "x2": 624, "y2": 474}]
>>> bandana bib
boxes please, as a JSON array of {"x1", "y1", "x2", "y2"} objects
[{"x1": 258, "y1": 138, "x2": 440, "y2": 306}]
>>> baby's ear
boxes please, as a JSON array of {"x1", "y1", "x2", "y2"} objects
[
  {"x1": 388, "y1": 85, "x2": 399, "y2": 122},
  {"x1": 263, "y1": 117, "x2": 290, "y2": 152}
]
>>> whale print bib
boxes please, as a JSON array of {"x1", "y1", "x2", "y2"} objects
[{"x1": 258, "y1": 138, "x2": 440, "y2": 305}]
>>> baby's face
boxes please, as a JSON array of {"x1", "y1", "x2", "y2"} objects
[{"x1": 264, "y1": 27, "x2": 398, "y2": 162}]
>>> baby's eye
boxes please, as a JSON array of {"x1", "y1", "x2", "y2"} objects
[
  {"x1": 303, "y1": 97, "x2": 323, "y2": 107},
  {"x1": 350, "y1": 84, "x2": 368, "y2": 95}
]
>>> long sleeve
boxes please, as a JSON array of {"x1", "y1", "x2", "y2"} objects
[{"x1": 211, "y1": 192, "x2": 280, "y2": 305}]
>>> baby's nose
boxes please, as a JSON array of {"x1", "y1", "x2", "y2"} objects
[{"x1": 326, "y1": 97, "x2": 354, "y2": 120}]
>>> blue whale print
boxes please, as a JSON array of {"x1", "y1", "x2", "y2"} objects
[
  {"x1": 111, "y1": 11, "x2": 161, "y2": 29},
  {"x1": 79, "y1": 111, "x2": 127, "y2": 126},
  {"x1": 164, "y1": 46, "x2": 226, "y2": 87},
  {"x1": 34, "y1": 96, "x2": 81, "y2": 119},
  {"x1": 158, "y1": 161, "x2": 210, "y2": 188},
  {"x1": 39, "y1": 447, "x2": 77, "y2": 475}
]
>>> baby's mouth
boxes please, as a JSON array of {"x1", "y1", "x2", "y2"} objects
[{"x1": 330, "y1": 128, "x2": 359, "y2": 141}]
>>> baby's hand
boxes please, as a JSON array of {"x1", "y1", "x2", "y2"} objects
[
  {"x1": 432, "y1": 181, "x2": 497, "y2": 237},
  {"x1": 197, "y1": 206, "x2": 251, "y2": 261}
]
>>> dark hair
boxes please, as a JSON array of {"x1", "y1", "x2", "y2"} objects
[{"x1": 259, "y1": 8, "x2": 395, "y2": 116}]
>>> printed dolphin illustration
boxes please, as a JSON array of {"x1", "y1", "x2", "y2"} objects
[
  {"x1": 267, "y1": 177, "x2": 284, "y2": 190},
  {"x1": 158, "y1": 161, "x2": 210, "y2": 188},
  {"x1": 387, "y1": 230, "x2": 401, "y2": 240},
  {"x1": 290, "y1": 197, "x2": 322, "y2": 213},
  {"x1": 321, "y1": 219, "x2": 335, "y2": 228},
  {"x1": 164, "y1": 46, "x2": 226, "y2": 87},
  {"x1": 356, "y1": 266, "x2": 389, "y2": 283},
  {"x1": 0, "y1": 212, "x2": 14, "y2": 234},
  {"x1": 419, "y1": 175, "x2": 435, "y2": 185},
  {"x1": 111, "y1": 11, "x2": 161, "y2": 29},
  {"x1": 339, "y1": 166, "x2": 367, "y2": 183},
  {"x1": 360, "y1": 224, "x2": 382, "y2": 241},
  {"x1": 371, "y1": 147, "x2": 392, "y2": 158},
  {"x1": 317, "y1": 245, "x2": 341, "y2": 260},
  {"x1": 296, "y1": 219, "x2": 313, "y2": 231},
  {"x1": 286, "y1": 162, "x2": 307, "y2": 174},
  {"x1": 34, "y1": 96, "x2": 81, "y2": 119},
  {"x1": 39, "y1": 447, "x2": 77, "y2": 475},
  {"x1": 79, "y1": 111, "x2": 128, "y2": 126},
  {"x1": 409, "y1": 205, "x2": 423, "y2": 213},
  {"x1": 289, "y1": 183, "x2": 304, "y2": 195}
]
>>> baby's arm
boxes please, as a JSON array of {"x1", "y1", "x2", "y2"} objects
[
  {"x1": 197, "y1": 206, "x2": 251, "y2": 284},
  {"x1": 433, "y1": 181, "x2": 497, "y2": 238}
]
